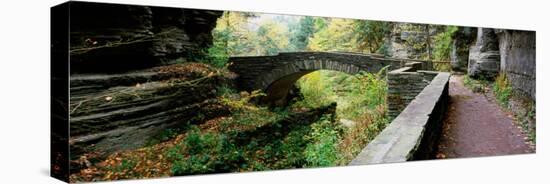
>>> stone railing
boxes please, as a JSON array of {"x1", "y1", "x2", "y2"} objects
[
  {"x1": 350, "y1": 69, "x2": 450, "y2": 165},
  {"x1": 387, "y1": 62, "x2": 438, "y2": 118}
]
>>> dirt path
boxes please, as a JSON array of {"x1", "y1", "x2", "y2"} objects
[{"x1": 435, "y1": 75, "x2": 534, "y2": 159}]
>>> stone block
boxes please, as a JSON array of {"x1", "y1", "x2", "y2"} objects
[{"x1": 350, "y1": 72, "x2": 450, "y2": 165}]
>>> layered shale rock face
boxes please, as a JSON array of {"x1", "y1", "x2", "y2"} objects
[
  {"x1": 495, "y1": 30, "x2": 536, "y2": 100},
  {"x1": 69, "y1": 63, "x2": 235, "y2": 172},
  {"x1": 386, "y1": 23, "x2": 424, "y2": 59},
  {"x1": 66, "y1": 2, "x2": 226, "y2": 170},
  {"x1": 465, "y1": 27, "x2": 535, "y2": 101},
  {"x1": 385, "y1": 23, "x2": 444, "y2": 60},
  {"x1": 468, "y1": 28, "x2": 501, "y2": 79},
  {"x1": 69, "y1": 2, "x2": 223, "y2": 73}
]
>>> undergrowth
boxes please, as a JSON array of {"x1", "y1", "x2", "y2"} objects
[
  {"x1": 493, "y1": 73, "x2": 536, "y2": 144},
  {"x1": 293, "y1": 67, "x2": 388, "y2": 121},
  {"x1": 493, "y1": 73, "x2": 512, "y2": 107},
  {"x1": 292, "y1": 67, "x2": 390, "y2": 164},
  {"x1": 165, "y1": 68, "x2": 391, "y2": 174},
  {"x1": 304, "y1": 115, "x2": 344, "y2": 166},
  {"x1": 463, "y1": 75, "x2": 489, "y2": 93},
  {"x1": 71, "y1": 68, "x2": 391, "y2": 182},
  {"x1": 292, "y1": 71, "x2": 335, "y2": 109}
]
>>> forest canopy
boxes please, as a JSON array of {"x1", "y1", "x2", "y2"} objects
[{"x1": 205, "y1": 12, "x2": 455, "y2": 68}]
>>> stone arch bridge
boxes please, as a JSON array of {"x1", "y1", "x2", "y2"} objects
[
  {"x1": 228, "y1": 52, "x2": 431, "y2": 105},
  {"x1": 229, "y1": 51, "x2": 451, "y2": 165}
]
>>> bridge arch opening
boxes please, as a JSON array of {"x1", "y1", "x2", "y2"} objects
[
  {"x1": 258, "y1": 61, "x2": 366, "y2": 107},
  {"x1": 262, "y1": 70, "x2": 314, "y2": 106},
  {"x1": 266, "y1": 70, "x2": 372, "y2": 112}
]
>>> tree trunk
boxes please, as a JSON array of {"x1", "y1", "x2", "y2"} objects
[{"x1": 426, "y1": 25, "x2": 432, "y2": 60}]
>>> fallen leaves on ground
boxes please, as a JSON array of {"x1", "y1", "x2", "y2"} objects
[{"x1": 70, "y1": 130, "x2": 191, "y2": 182}]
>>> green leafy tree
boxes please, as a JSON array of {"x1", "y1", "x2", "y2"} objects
[
  {"x1": 207, "y1": 12, "x2": 256, "y2": 67},
  {"x1": 256, "y1": 20, "x2": 291, "y2": 55},
  {"x1": 308, "y1": 18, "x2": 357, "y2": 52},
  {"x1": 290, "y1": 17, "x2": 316, "y2": 51},
  {"x1": 307, "y1": 18, "x2": 392, "y2": 54},
  {"x1": 352, "y1": 20, "x2": 392, "y2": 53},
  {"x1": 432, "y1": 26, "x2": 458, "y2": 61}
]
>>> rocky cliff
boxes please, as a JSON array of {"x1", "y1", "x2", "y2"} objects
[
  {"x1": 69, "y1": 63, "x2": 235, "y2": 173},
  {"x1": 463, "y1": 27, "x2": 535, "y2": 100},
  {"x1": 385, "y1": 23, "x2": 444, "y2": 60},
  {"x1": 467, "y1": 28, "x2": 501, "y2": 79},
  {"x1": 450, "y1": 27, "x2": 476, "y2": 71},
  {"x1": 69, "y1": 2, "x2": 223, "y2": 73},
  {"x1": 64, "y1": 2, "x2": 226, "y2": 172},
  {"x1": 495, "y1": 30, "x2": 536, "y2": 100},
  {"x1": 387, "y1": 22, "x2": 535, "y2": 100}
]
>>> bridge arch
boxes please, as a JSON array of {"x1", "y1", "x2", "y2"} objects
[
  {"x1": 228, "y1": 52, "x2": 408, "y2": 106},
  {"x1": 259, "y1": 60, "x2": 364, "y2": 106}
]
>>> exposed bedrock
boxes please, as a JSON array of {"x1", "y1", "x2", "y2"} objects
[
  {"x1": 384, "y1": 23, "x2": 445, "y2": 60},
  {"x1": 68, "y1": 1, "x2": 223, "y2": 73},
  {"x1": 468, "y1": 28, "x2": 501, "y2": 79},
  {"x1": 465, "y1": 27, "x2": 535, "y2": 101},
  {"x1": 495, "y1": 29, "x2": 536, "y2": 100},
  {"x1": 450, "y1": 27, "x2": 476, "y2": 72},
  {"x1": 65, "y1": 2, "x2": 226, "y2": 172},
  {"x1": 69, "y1": 63, "x2": 236, "y2": 172}
]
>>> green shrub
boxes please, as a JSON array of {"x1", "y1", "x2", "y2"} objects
[
  {"x1": 338, "y1": 68, "x2": 387, "y2": 120},
  {"x1": 216, "y1": 84, "x2": 237, "y2": 97},
  {"x1": 492, "y1": 73, "x2": 536, "y2": 144},
  {"x1": 493, "y1": 73, "x2": 512, "y2": 107},
  {"x1": 206, "y1": 45, "x2": 229, "y2": 68},
  {"x1": 171, "y1": 154, "x2": 213, "y2": 175},
  {"x1": 168, "y1": 126, "x2": 224, "y2": 175},
  {"x1": 304, "y1": 115, "x2": 343, "y2": 167},
  {"x1": 520, "y1": 102, "x2": 536, "y2": 143},
  {"x1": 166, "y1": 124, "x2": 250, "y2": 176},
  {"x1": 432, "y1": 26, "x2": 458, "y2": 61},
  {"x1": 463, "y1": 75, "x2": 489, "y2": 93},
  {"x1": 166, "y1": 144, "x2": 184, "y2": 161},
  {"x1": 293, "y1": 67, "x2": 387, "y2": 122},
  {"x1": 163, "y1": 67, "x2": 390, "y2": 174},
  {"x1": 294, "y1": 71, "x2": 335, "y2": 109}
]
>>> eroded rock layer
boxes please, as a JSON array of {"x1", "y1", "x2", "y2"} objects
[
  {"x1": 65, "y1": 2, "x2": 225, "y2": 172},
  {"x1": 69, "y1": 63, "x2": 235, "y2": 172},
  {"x1": 69, "y1": 2, "x2": 222, "y2": 73},
  {"x1": 468, "y1": 28, "x2": 501, "y2": 79}
]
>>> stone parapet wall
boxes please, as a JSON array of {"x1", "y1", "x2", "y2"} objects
[
  {"x1": 387, "y1": 63, "x2": 436, "y2": 118},
  {"x1": 350, "y1": 72, "x2": 450, "y2": 165}
]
